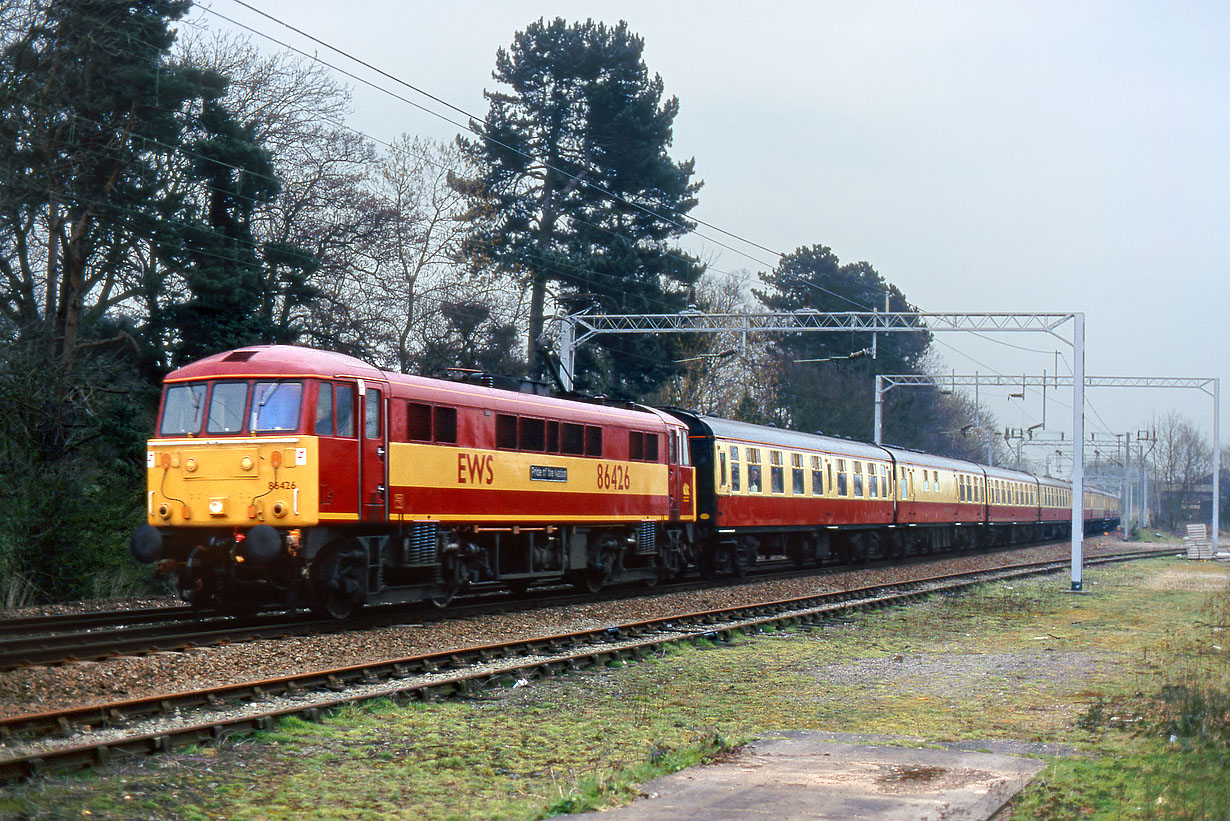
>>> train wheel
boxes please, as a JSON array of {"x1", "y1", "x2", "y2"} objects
[
  {"x1": 787, "y1": 537, "x2": 810, "y2": 569},
  {"x1": 731, "y1": 542, "x2": 753, "y2": 577},
  {"x1": 578, "y1": 567, "x2": 607, "y2": 593},
  {"x1": 314, "y1": 542, "x2": 367, "y2": 619}
]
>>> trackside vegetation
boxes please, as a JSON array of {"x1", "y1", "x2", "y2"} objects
[{"x1": 2, "y1": 556, "x2": 1226, "y2": 819}]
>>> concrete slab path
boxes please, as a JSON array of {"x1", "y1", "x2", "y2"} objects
[{"x1": 561, "y1": 731, "x2": 1049, "y2": 820}]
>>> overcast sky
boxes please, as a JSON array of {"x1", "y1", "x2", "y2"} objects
[{"x1": 200, "y1": 0, "x2": 1229, "y2": 456}]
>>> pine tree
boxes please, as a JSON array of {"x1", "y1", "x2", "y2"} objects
[
  {"x1": 459, "y1": 18, "x2": 703, "y2": 396},
  {"x1": 756, "y1": 245, "x2": 931, "y2": 440}
]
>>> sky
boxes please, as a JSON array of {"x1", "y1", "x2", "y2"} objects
[{"x1": 197, "y1": 0, "x2": 1230, "y2": 459}]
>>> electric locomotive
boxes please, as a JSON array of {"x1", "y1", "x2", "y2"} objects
[{"x1": 131, "y1": 345, "x2": 696, "y2": 616}]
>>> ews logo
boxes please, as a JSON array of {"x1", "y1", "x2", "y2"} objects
[{"x1": 457, "y1": 453, "x2": 494, "y2": 485}]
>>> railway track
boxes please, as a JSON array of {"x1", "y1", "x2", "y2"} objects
[
  {"x1": 0, "y1": 553, "x2": 961, "y2": 670},
  {"x1": 0, "y1": 546, "x2": 1167, "y2": 783}
]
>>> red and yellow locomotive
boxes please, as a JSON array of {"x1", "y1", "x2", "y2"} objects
[{"x1": 131, "y1": 346, "x2": 695, "y2": 616}]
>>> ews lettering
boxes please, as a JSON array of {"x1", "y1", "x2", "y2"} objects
[{"x1": 457, "y1": 453, "x2": 494, "y2": 485}]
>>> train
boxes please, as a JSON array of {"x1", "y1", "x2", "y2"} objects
[{"x1": 130, "y1": 345, "x2": 1120, "y2": 617}]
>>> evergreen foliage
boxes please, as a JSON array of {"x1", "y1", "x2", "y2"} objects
[
  {"x1": 0, "y1": 1, "x2": 320, "y2": 601},
  {"x1": 458, "y1": 17, "x2": 703, "y2": 397}
]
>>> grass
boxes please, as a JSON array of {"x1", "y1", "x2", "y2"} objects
[{"x1": 1, "y1": 556, "x2": 1226, "y2": 819}]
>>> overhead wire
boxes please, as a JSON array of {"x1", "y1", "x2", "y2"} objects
[{"x1": 203, "y1": 1, "x2": 782, "y2": 274}]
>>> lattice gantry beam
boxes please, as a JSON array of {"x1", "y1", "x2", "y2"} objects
[{"x1": 567, "y1": 311, "x2": 1076, "y2": 346}]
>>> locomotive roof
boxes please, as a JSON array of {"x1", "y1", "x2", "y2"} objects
[
  {"x1": 165, "y1": 345, "x2": 679, "y2": 430},
  {"x1": 166, "y1": 345, "x2": 387, "y2": 381}
]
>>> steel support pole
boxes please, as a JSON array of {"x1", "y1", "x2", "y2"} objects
[
  {"x1": 1213, "y1": 379, "x2": 1220, "y2": 552},
  {"x1": 874, "y1": 375, "x2": 884, "y2": 445},
  {"x1": 1138, "y1": 442, "x2": 1145, "y2": 530},
  {"x1": 1071, "y1": 313, "x2": 1085, "y2": 591},
  {"x1": 560, "y1": 315, "x2": 577, "y2": 393}
]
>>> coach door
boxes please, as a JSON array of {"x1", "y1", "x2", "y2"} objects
[{"x1": 358, "y1": 380, "x2": 388, "y2": 522}]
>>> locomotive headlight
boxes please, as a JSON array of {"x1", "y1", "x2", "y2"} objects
[
  {"x1": 185, "y1": 457, "x2": 198, "y2": 473},
  {"x1": 208, "y1": 498, "x2": 226, "y2": 517},
  {"x1": 240, "y1": 456, "x2": 254, "y2": 471}
]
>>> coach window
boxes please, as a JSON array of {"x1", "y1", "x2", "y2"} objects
[
  {"x1": 959, "y1": 476, "x2": 966, "y2": 502},
  {"x1": 811, "y1": 455, "x2": 823, "y2": 495},
  {"x1": 881, "y1": 465, "x2": 889, "y2": 497},
  {"x1": 206, "y1": 382, "x2": 247, "y2": 434},
  {"x1": 853, "y1": 461, "x2": 865, "y2": 497},
  {"x1": 585, "y1": 426, "x2": 603, "y2": 457},
  {"x1": 730, "y1": 445, "x2": 741, "y2": 492},
  {"x1": 770, "y1": 451, "x2": 785, "y2": 494},
  {"x1": 867, "y1": 463, "x2": 878, "y2": 498},
  {"x1": 837, "y1": 459, "x2": 848, "y2": 496},
  {"x1": 496, "y1": 414, "x2": 518, "y2": 449},
  {"x1": 746, "y1": 448, "x2": 762, "y2": 492},
  {"x1": 792, "y1": 454, "x2": 805, "y2": 495},
  {"x1": 719, "y1": 449, "x2": 728, "y2": 486}
]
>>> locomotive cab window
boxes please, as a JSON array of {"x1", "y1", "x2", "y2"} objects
[
  {"x1": 207, "y1": 382, "x2": 248, "y2": 434},
  {"x1": 160, "y1": 382, "x2": 207, "y2": 436},
  {"x1": 252, "y1": 381, "x2": 303, "y2": 433}
]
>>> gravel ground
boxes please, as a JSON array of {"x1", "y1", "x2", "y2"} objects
[{"x1": 0, "y1": 539, "x2": 1152, "y2": 720}]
